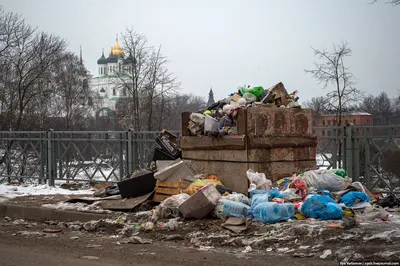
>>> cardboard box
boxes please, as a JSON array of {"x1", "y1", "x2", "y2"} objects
[{"x1": 179, "y1": 184, "x2": 221, "y2": 219}]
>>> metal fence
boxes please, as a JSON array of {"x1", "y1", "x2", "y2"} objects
[
  {"x1": 1, "y1": 126, "x2": 400, "y2": 194},
  {"x1": 315, "y1": 125, "x2": 400, "y2": 194},
  {"x1": 0, "y1": 130, "x2": 179, "y2": 184}
]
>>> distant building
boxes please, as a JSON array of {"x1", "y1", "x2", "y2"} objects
[
  {"x1": 89, "y1": 37, "x2": 134, "y2": 117},
  {"x1": 206, "y1": 88, "x2": 215, "y2": 108},
  {"x1": 313, "y1": 111, "x2": 374, "y2": 136}
]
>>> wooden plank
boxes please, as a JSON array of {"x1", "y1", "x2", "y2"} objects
[
  {"x1": 181, "y1": 112, "x2": 192, "y2": 137},
  {"x1": 155, "y1": 187, "x2": 181, "y2": 194},
  {"x1": 180, "y1": 135, "x2": 246, "y2": 150},
  {"x1": 156, "y1": 180, "x2": 183, "y2": 188},
  {"x1": 153, "y1": 194, "x2": 171, "y2": 202}
]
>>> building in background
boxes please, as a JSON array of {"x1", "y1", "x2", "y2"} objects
[
  {"x1": 89, "y1": 37, "x2": 134, "y2": 117},
  {"x1": 206, "y1": 88, "x2": 215, "y2": 108},
  {"x1": 313, "y1": 111, "x2": 374, "y2": 136}
]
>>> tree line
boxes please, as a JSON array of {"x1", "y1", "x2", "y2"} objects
[{"x1": 0, "y1": 6, "x2": 205, "y2": 132}]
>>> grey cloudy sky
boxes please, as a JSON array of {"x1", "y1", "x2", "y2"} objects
[{"x1": 1, "y1": 0, "x2": 399, "y2": 102}]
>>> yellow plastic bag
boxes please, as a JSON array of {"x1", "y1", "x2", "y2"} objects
[{"x1": 184, "y1": 175, "x2": 224, "y2": 195}]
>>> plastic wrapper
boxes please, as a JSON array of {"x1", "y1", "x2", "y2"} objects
[
  {"x1": 157, "y1": 218, "x2": 179, "y2": 231},
  {"x1": 160, "y1": 193, "x2": 190, "y2": 208},
  {"x1": 246, "y1": 169, "x2": 272, "y2": 191}
]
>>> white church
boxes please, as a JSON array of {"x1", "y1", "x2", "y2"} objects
[{"x1": 88, "y1": 37, "x2": 133, "y2": 117}]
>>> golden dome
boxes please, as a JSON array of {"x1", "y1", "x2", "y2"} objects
[{"x1": 110, "y1": 38, "x2": 124, "y2": 56}]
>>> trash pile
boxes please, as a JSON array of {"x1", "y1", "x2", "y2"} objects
[
  {"x1": 90, "y1": 155, "x2": 399, "y2": 229},
  {"x1": 188, "y1": 82, "x2": 300, "y2": 136},
  {"x1": 142, "y1": 165, "x2": 397, "y2": 227}
]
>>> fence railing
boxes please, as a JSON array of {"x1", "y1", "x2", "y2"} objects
[
  {"x1": 1, "y1": 126, "x2": 399, "y2": 194},
  {"x1": 315, "y1": 125, "x2": 400, "y2": 194},
  {"x1": 0, "y1": 130, "x2": 179, "y2": 184}
]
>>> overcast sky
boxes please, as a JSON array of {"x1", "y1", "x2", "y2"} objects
[{"x1": 2, "y1": 0, "x2": 399, "y2": 102}]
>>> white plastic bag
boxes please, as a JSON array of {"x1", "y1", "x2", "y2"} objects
[
  {"x1": 301, "y1": 169, "x2": 350, "y2": 192},
  {"x1": 246, "y1": 169, "x2": 272, "y2": 191}
]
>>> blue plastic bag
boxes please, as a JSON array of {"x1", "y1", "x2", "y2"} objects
[
  {"x1": 269, "y1": 189, "x2": 291, "y2": 199},
  {"x1": 340, "y1": 191, "x2": 370, "y2": 207},
  {"x1": 301, "y1": 195, "x2": 343, "y2": 220}
]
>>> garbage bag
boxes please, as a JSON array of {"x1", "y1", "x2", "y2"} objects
[
  {"x1": 239, "y1": 86, "x2": 264, "y2": 99},
  {"x1": 340, "y1": 191, "x2": 370, "y2": 207},
  {"x1": 301, "y1": 195, "x2": 343, "y2": 220},
  {"x1": 300, "y1": 169, "x2": 350, "y2": 192},
  {"x1": 376, "y1": 193, "x2": 400, "y2": 208},
  {"x1": 252, "y1": 202, "x2": 295, "y2": 223},
  {"x1": 246, "y1": 169, "x2": 272, "y2": 191}
]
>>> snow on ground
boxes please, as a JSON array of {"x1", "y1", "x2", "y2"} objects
[
  {"x1": 42, "y1": 201, "x2": 111, "y2": 214},
  {"x1": 0, "y1": 183, "x2": 94, "y2": 199}
]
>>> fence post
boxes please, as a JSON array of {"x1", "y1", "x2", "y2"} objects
[
  {"x1": 127, "y1": 129, "x2": 133, "y2": 173},
  {"x1": 39, "y1": 132, "x2": 45, "y2": 185},
  {"x1": 119, "y1": 132, "x2": 124, "y2": 180},
  {"x1": 365, "y1": 127, "x2": 371, "y2": 189},
  {"x1": 346, "y1": 124, "x2": 354, "y2": 181},
  {"x1": 353, "y1": 127, "x2": 360, "y2": 182},
  {"x1": 47, "y1": 129, "x2": 55, "y2": 186},
  {"x1": 139, "y1": 132, "x2": 144, "y2": 169}
]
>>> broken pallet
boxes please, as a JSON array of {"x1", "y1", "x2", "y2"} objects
[{"x1": 152, "y1": 179, "x2": 190, "y2": 202}]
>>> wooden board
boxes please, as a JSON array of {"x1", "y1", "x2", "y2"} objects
[
  {"x1": 152, "y1": 179, "x2": 190, "y2": 202},
  {"x1": 100, "y1": 192, "x2": 153, "y2": 211}
]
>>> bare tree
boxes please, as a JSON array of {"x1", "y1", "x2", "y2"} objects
[
  {"x1": 371, "y1": 0, "x2": 400, "y2": 6},
  {"x1": 303, "y1": 96, "x2": 329, "y2": 113},
  {"x1": 115, "y1": 28, "x2": 180, "y2": 131},
  {"x1": 305, "y1": 42, "x2": 361, "y2": 127},
  {"x1": 115, "y1": 28, "x2": 150, "y2": 131},
  {"x1": 0, "y1": 6, "x2": 31, "y2": 58},
  {"x1": 50, "y1": 52, "x2": 101, "y2": 130},
  {"x1": 360, "y1": 92, "x2": 397, "y2": 125}
]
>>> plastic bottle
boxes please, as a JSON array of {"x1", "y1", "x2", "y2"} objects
[
  {"x1": 221, "y1": 199, "x2": 251, "y2": 218},
  {"x1": 251, "y1": 193, "x2": 269, "y2": 208},
  {"x1": 252, "y1": 202, "x2": 295, "y2": 223}
]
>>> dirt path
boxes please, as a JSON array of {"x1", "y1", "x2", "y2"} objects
[{"x1": 0, "y1": 220, "x2": 337, "y2": 266}]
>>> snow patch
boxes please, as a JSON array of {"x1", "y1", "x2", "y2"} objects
[
  {"x1": 42, "y1": 201, "x2": 111, "y2": 214},
  {"x1": 363, "y1": 230, "x2": 400, "y2": 241},
  {"x1": 0, "y1": 184, "x2": 93, "y2": 199}
]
